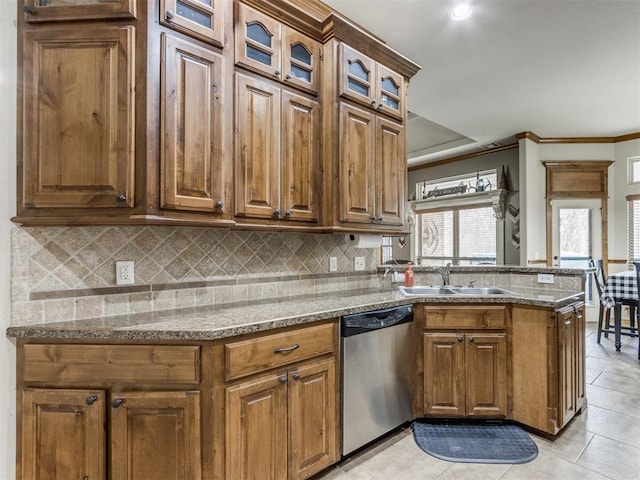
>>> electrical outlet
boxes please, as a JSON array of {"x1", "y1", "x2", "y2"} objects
[
  {"x1": 354, "y1": 256, "x2": 366, "y2": 271},
  {"x1": 537, "y1": 273, "x2": 554, "y2": 284},
  {"x1": 116, "y1": 261, "x2": 135, "y2": 285},
  {"x1": 392, "y1": 272, "x2": 405, "y2": 283},
  {"x1": 329, "y1": 257, "x2": 338, "y2": 272}
]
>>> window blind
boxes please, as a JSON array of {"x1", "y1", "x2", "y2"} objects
[{"x1": 628, "y1": 197, "x2": 640, "y2": 262}]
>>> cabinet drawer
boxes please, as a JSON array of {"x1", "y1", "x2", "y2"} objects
[
  {"x1": 424, "y1": 306, "x2": 507, "y2": 330},
  {"x1": 225, "y1": 322, "x2": 335, "y2": 380},
  {"x1": 22, "y1": 344, "x2": 200, "y2": 385}
]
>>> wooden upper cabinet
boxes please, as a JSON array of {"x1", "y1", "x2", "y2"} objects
[
  {"x1": 376, "y1": 117, "x2": 405, "y2": 225},
  {"x1": 235, "y1": 73, "x2": 281, "y2": 219},
  {"x1": 281, "y1": 90, "x2": 320, "y2": 223},
  {"x1": 339, "y1": 102, "x2": 376, "y2": 224},
  {"x1": 22, "y1": 0, "x2": 136, "y2": 21},
  {"x1": 235, "y1": 2, "x2": 320, "y2": 95},
  {"x1": 339, "y1": 103, "x2": 404, "y2": 226},
  {"x1": 20, "y1": 24, "x2": 135, "y2": 210},
  {"x1": 160, "y1": 0, "x2": 225, "y2": 47},
  {"x1": 339, "y1": 44, "x2": 405, "y2": 121},
  {"x1": 235, "y1": 73, "x2": 319, "y2": 224},
  {"x1": 110, "y1": 390, "x2": 202, "y2": 480},
  {"x1": 21, "y1": 388, "x2": 106, "y2": 480},
  {"x1": 161, "y1": 33, "x2": 227, "y2": 215}
]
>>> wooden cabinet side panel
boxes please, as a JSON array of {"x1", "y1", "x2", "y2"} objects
[
  {"x1": 234, "y1": 74, "x2": 281, "y2": 218},
  {"x1": 225, "y1": 372, "x2": 288, "y2": 480},
  {"x1": 110, "y1": 390, "x2": 202, "y2": 480},
  {"x1": 376, "y1": 117, "x2": 405, "y2": 225},
  {"x1": 21, "y1": 26, "x2": 135, "y2": 209},
  {"x1": 281, "y1": 90, "x2": 320, "y2": 223},
  {"x1": 511, "y1": 306, "x2": 555, "y2": 433},
  {"x1": 21, "y1": 388, "x2": 106, "y2": 480},
  {"x1": 338, "y1": 103, "x2": 375, "y2": 223},
  {"x1": 423, "y1": 333, "x2": 465, "y2": 417},
  {"x1": 288, "y1": 357, "x2": 337, "y2": 480},
  {"x1": 161, "y1": 33, "x2": 225, "y2": 213},
  {"x1": 558, "y1": 308, "x2": 577, "y2": 428},
  {"x1": 465, "y1": 333, "x2": 507, "y2": 417}
]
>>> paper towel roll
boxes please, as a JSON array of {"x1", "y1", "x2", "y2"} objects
[{"x1": 344, "y1": 234, "x2": 383, "y2": 248}]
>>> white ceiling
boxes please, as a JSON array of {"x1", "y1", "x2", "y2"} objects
[{"x1": 323, "y1": 0, "x2": 640, "y2": 166}]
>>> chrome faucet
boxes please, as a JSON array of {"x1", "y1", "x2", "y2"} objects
[{"x1": 436, "y1": 263, "x2": 451, "y2": 286}]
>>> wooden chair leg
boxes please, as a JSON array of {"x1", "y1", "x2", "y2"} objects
[{"x1": 597, "y1": 304, "x2": 605, "y2": 343}]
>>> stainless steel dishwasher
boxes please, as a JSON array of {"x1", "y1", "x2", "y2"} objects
[{"x1": 341, "y1": 304, "x2": 414, "y2": 456}]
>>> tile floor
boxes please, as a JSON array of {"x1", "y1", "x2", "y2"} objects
[{"x1": 318, "y1": 324, "x2": 640, "y2": 480}]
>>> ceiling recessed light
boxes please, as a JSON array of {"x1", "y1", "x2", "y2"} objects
[{"x1": 450, "y1": 4, "x2": 472, "y2": 20}]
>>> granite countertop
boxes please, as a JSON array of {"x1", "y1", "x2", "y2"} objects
[{"x1": 6, "y1": 285, "x2": 584, "y2": 341}]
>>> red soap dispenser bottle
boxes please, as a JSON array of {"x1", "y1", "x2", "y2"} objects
[{"x1": 405, "y1": 262, "x2": 414, "y2": 287}]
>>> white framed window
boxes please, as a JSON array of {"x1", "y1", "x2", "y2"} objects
[
  {"x1": 627, "y1": 195, "x2": 640, "y2": 262},
  {"x1": 628, "y1": 156, "x2": 640, "y2": 184},
  {"x1": 416, "y1": 205, "x2": 497, "y2": 266}
]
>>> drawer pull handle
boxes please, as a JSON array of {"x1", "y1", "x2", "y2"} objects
[
  {"x1": 85, "y1": 395, "x2": 98, "y2": 406},
  {"x1": 273, "y1": 343, "x2": 300, "y2": 354}
]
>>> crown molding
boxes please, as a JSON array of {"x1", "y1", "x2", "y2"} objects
[{"x1": 515, "y1": 131, "x2": 640, "y2": 144}]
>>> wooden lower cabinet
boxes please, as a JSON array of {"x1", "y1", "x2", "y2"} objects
[
  {"x1": 20, "y1": 388, "x2": 201, "y2": 480},
  {"x1": 225, "y1": 357, "x2": 337, "y2": 480},
  {"x1": 423, "y1": 332, "x2": 507, "y2": 417},
  {"x1": 511, "y1": 302, "x2": 586, "y2": 435}
]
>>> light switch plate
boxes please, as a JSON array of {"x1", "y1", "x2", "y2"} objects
[
  {"x1": 354, "y1": 257, "x2": 366, "y2": 271},
  {"x1": 537, "y1": 273, "x2": 554, "y2": 284},
  {"x1": 392, "y1": 272, "x2": 405, "y2": 283}
]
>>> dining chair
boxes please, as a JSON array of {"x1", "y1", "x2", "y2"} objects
[
  {"x1": 634, "y1": 262, "x2": 640, "y2": 359},
  {"x1": 590, "y1": 259, "x2": 612, "y2": 343},
  {"x1": 591, "y1": 259, "x2": 638, "y2": 344}
]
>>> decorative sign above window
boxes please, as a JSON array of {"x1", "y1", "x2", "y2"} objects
[{"x1": 426, "y1": 184, "x2": 468, "y2": 198}]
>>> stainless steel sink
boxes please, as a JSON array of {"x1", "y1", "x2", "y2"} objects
[
  {"x1": 398, "y1": 285, "x2": 517, "y2": 296},
  {"x1": 398, "y1": 286, "x2": 458, "y2": 296},
  {"x1": 450, "y1": 287, "x2": 517, "y2": 295}
]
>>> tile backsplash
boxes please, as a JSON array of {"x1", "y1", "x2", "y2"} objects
[{"x1": 11, "y1": 227, "x2": 379, "y2": 325}]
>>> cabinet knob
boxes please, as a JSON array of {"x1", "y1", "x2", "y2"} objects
[
  {"x1": 115, "y1": 193, "x2": 127, "y2": 203},
  {"x1": 370, "y1": 216, "x2": 376, "y2": 223},
  {"x1": 457, "y1": 336, "x2": 463, "y2": 342},
  {"x1": 468, "y1": 336, "x2": 475, "y2": 343},
  {"x1": 111, "y1": 398, "x2": 123, "y2": 409},
  {"x1": 279, "y1": 375, "x2": 287, "y2": 384},
  {"x1": 23, "y1": 5, "x2": 35, "y2": 14},
  {"x1": 284, "y1": 210, "x2": 291, "y2": 218},
  {"x1": 377, "y1": 216, "x2": 383, "y2": 222},
  {"x1": 215, "y1": 200, "x2": 224, "y2": 209},
  {"x1": 292, "y1": 372, "x2": 301, "y2": 381},
  {"x1": 85, "y1": 395, "x2": 98, "y2": 406},
  {"x1": 274, "y1": 69, "x2": 281, "y2": 77},
  {"x1": 273, "y1": 209, "x2": 281, "y2": 219},
  {"x1": 376, "y1": 103, "x2": 383, "y2": 111},
  {"x1": 285, "y1": 73, "x2": 292, "y2": 80},
  {"x1": 166, "y1": 9, "x2": 175, "y2": 19},
  {"x1": 370, "y1": 99, "x2": 376, "y2": 106}
]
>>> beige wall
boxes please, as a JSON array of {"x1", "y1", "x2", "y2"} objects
[{"x1": 0, "y1": 2, "x2": 17, "y2": 478}]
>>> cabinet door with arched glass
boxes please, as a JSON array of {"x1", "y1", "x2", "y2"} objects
[
  {"x1": 235, "y1": 2, "x2": 282, "y2": 79},
  {"x1": 281, "y1": 26, "x2": 320, "y2": 95},
  {"x1": 376, "y1": 64, "x2": 405, "y2": 121},
  {"x1": 339, "y1": 44, "x2": 376, "y2": 109}
]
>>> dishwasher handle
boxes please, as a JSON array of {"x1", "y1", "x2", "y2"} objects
[{"x1": 341, "y1": 305, "x2": 413, "y2": 337}]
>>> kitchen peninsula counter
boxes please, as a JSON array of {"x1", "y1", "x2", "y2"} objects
[{"x1": 6, "y1": 286, "x2": 584, "y2": 341}]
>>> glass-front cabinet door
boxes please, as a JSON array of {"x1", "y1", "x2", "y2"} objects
[
  {"x1": 161, "y1": 0, "x2": 225, "y2": 47},
  {"x1": 281, "y1": 26, "x2": 320, "y2": 95},
  {"x1": 376, "y1": 64, "x2": 404, "y2": 121},
  {"x1": 339, "y1": 43, "x2": 376, "y2": 109},
  {"x1": 339, "y1": 43, "x2": 406, "y2": 121},
  {"x1": 235, "y1": 2, "x2": 282, "y2": 79},
  {"x1": 23, "y1": 0, "x2": 136, "y2": 21}
]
